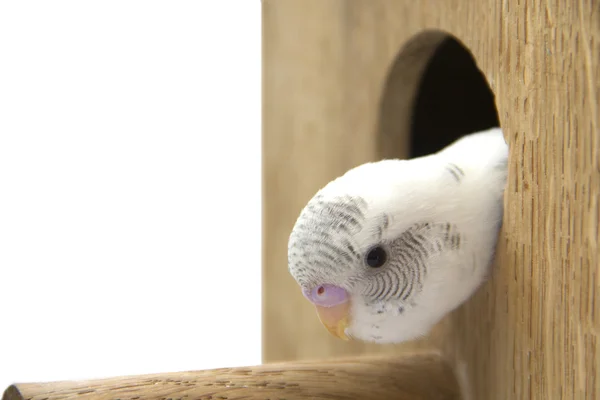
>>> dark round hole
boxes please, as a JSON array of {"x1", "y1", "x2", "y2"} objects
[
  {"x1": 409, "y1": 37, "x2": 500, "y2": 158},
  {"x1": 376, "y1": 31, "x2": 500, "y2": 160}
]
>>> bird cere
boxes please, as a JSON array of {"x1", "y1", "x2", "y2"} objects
[{"x1": 287, "y1": 128, "x2": 509, "y2": 344}]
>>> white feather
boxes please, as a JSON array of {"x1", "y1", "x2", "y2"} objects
[{"x1": 288, "y1": 128, "x2": 508, "y2": 343}]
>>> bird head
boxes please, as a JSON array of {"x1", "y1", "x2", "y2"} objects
[{"x1": 288, "y1": 149, "x2": 505, "y2": 343}]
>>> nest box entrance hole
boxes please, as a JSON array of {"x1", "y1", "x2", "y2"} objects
[{"x1": 377, "y1": 31, "x2": 500, "y2": 159}]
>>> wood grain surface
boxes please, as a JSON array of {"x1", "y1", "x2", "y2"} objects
[
  {"x1": 2, "y1": 353, "x2": 460, "y2": 400},
  {"x1": 262, "y1": 1, "x2": 600, "y2": 399}
]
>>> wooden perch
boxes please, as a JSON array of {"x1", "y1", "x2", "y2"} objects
[{"x1": 2, "y1": 352, "x2": 461, "y2": 400}]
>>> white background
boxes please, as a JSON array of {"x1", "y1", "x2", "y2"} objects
[{"x1": 0, "y1": 1, "x2": 261, "y2": 390}]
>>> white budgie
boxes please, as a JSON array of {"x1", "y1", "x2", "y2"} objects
[{"x1": 287, "y1": 128, "x2": 508, "y2": 343}]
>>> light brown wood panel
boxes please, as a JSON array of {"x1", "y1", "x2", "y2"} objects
[
  {"x1": 262, "y1": 0, "x2": 434, "y2": 362},
  {"x1": 262, "y1": 1, "x2": 600, "y2": 399},
  {"x1": 2, "y1": 353, "x2": 460, "y2": 400}
]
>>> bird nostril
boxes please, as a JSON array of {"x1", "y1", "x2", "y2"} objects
[{"x1": 317, "y1": 286, "x2": 325, "y2": 295}]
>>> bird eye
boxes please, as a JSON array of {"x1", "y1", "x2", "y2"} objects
[{"x1": 365, "y1": 245, "x2": 387, "y2": 268}]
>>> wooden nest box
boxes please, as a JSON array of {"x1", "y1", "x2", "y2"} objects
[{"x1": 263, "y1": 1, "x2": 599, "y2": 399}]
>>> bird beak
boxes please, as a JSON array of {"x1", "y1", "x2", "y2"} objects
[{"x1": 313, "y1": 302, "x2": 351, "y2": 340}]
